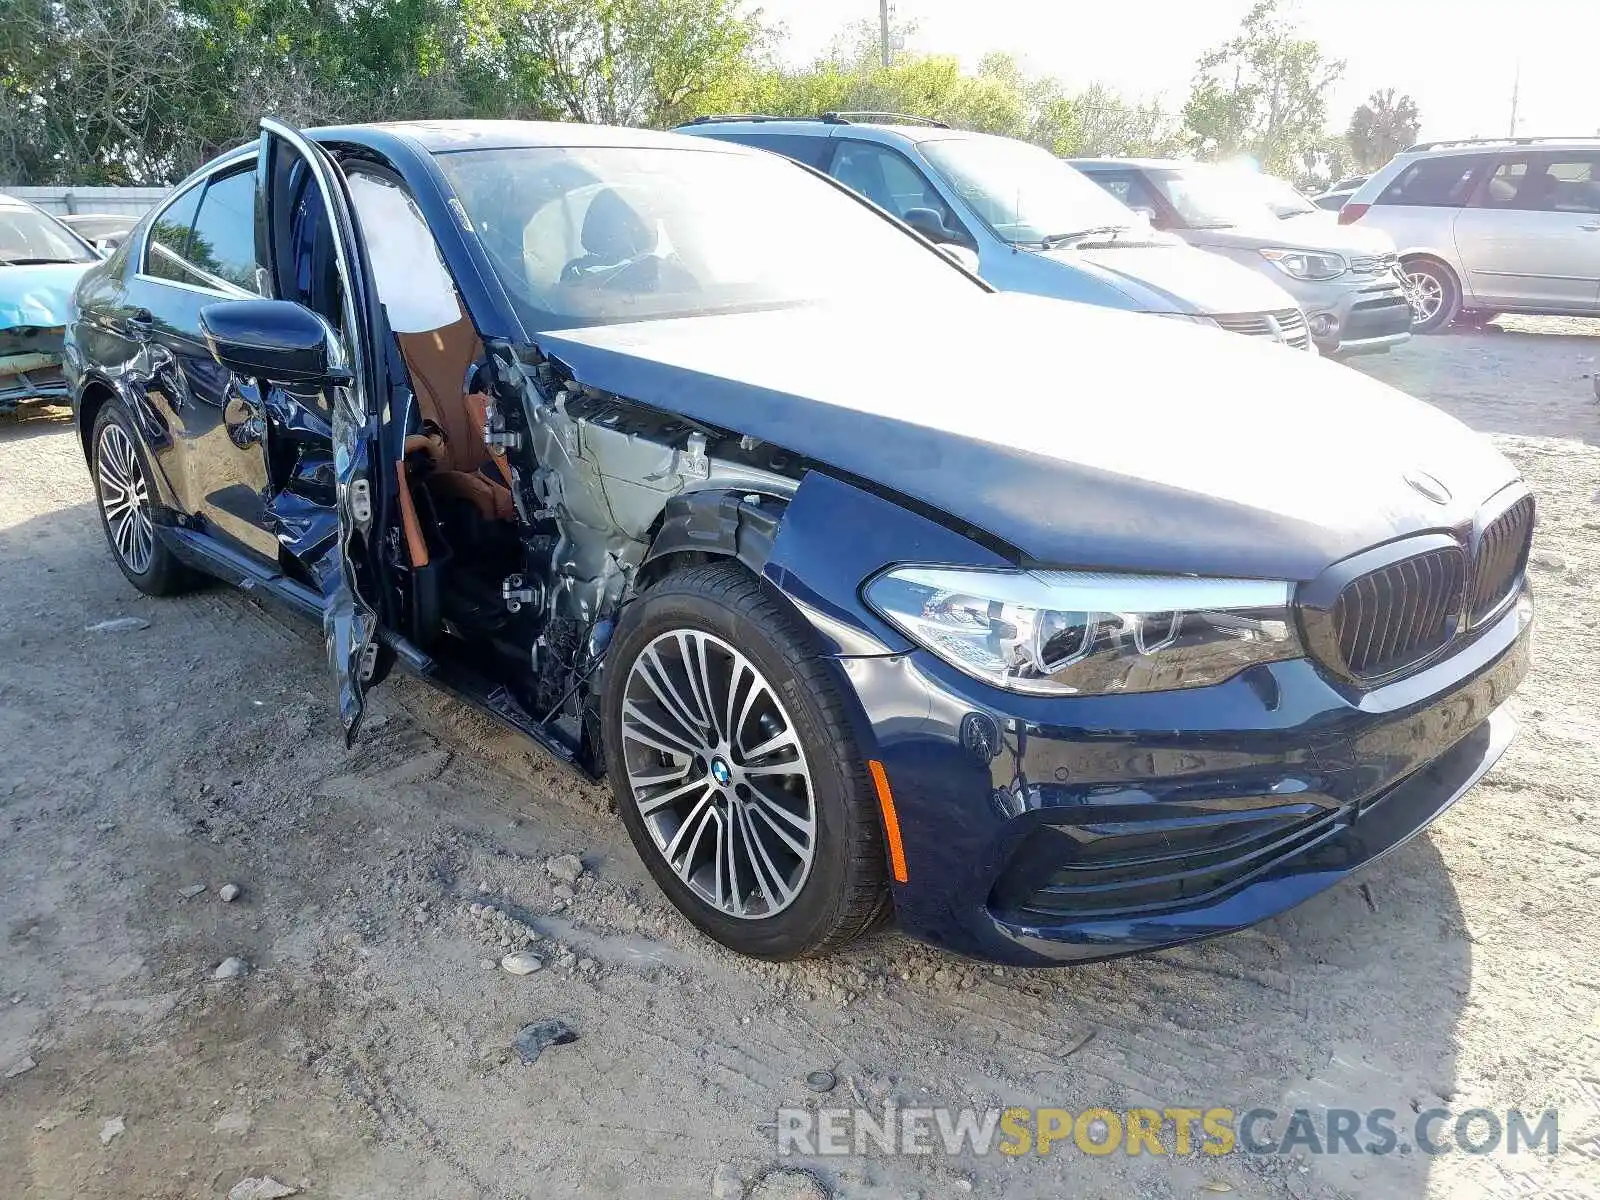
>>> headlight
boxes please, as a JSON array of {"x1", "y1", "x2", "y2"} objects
[
  {"x1": 863, "y1": 567, "x2": 1301, "y2": 696},
  {"x1": 1259, "y1": 247, "x2": 1347, "y2": 281}
]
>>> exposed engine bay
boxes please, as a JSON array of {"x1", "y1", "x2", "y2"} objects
[{"x1": 388, "y1": 334, "x2": 799, "y2": 774}]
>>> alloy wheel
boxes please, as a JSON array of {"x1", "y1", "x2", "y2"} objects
[
  {"x1": 97, "y1": 422, "x2": 154, "y2": 574},
  {"x1": 618, "y1": 629, "x2": 817, "y2": 920},
  {"x1": 1403, "y1": 269, "x2": 1444, "y2": 325}
]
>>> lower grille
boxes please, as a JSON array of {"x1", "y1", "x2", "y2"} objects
[
  {"x1": 1213, "y1": 307, "x2": 1311, "y2": 348},
  {"x1": 1470, "y1": 495, "x2": 1535, "y2": 622},
  {"x1": 1331, "y1": 546, "x2": 1464, "y2": 680},
  {"x1": 998, "y1": 806, "x2": 1342, "y2": 919}
]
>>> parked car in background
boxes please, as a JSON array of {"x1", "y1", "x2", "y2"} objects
[
  {"x1": 1071, "y1": 158, "x2": 1412, "y2": 357},
  {"x1": 1340, "y1": 137, "x2": 1600, "y2": 331},
  {"x1": 679, "y1": 115, "x2": 1314, "y2": 349},
  {"x1": 58, "y1": 213, "x2": 139, "y2": 252},
  {"x1": 1, "y1": 193, "x2": 101, "y2": 412},
  {"x1": 67, "y1": 118, "x2": 1531, "y2": 966},
  {"x1": 1313, "y1": 187, "x2": 1361, "y2": 211}
]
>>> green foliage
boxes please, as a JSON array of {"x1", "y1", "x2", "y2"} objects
[
  {"x1": 1181, "y1": 0, "x2": 1345, "y2": 178},
  {"x1": 0, "y1": 0, "x2": 1356, "y2": 189},
  {"x1": 1347, "y1": 89, "x2": 1422, "y2": 172}
]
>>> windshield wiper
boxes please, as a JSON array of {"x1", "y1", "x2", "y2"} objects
[
  {"x1": 0, "y1": 256, "x2": 84, "y2": 266},
  {"x1": 1037, "y1": 225, "x2": 1131, "y2": 248}
]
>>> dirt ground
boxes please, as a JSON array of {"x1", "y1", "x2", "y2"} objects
[{"x1": 2, "y1": 318, "x2": 1598, "y2": 1200}]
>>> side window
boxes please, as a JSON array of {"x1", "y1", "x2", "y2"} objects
[
  {"x1": 829, "y1": 141, "x2": 961, "y2": 233},
  {"x1": 1087, "y1": 171, "x2": 1160, "y2": 212},
  {"x1": 143, "y1": 182, "x2": 204, "y2": 284},
  {"x1": 1377, "y1": 155, "x2": 1488, "y2": 207},
  {"x1": 716, "y1": 133, "x2": 833, "y2": 170},
  {"x1": 346, "y1": 168, "x2": 462, "y2": 333},
  {"x1": 1480, "y1": 153, "x2": 1600, "y2": 214},
  {"x1": 187, "y1": 169, "x2": 261, "y2": 293}
]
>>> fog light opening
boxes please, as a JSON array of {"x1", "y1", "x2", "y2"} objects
[{"x1": 1309, "y1": 313, "x2": 1339, "y2": 339}]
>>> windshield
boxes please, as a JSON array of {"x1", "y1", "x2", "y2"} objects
[
  {"x1": 918, "y1": 137, "x2": 1144, "y2": 245},
  {"x1": 433, "y1": 145, "x2": 980, "y2": 330},
  {"x1": 0, "y1": 204, "x2": 97, "y2": 264},
  {"x1": 1149, "y1": 165, "x2": 1314, "y2": 227}
]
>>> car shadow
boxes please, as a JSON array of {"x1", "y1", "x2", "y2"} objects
[{"x1": 0, "y1": 401, "x2": 76, "y2": 443}]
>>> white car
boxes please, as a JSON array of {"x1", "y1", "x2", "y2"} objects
[{"x1": 1341, "y1": 137, "x2": 1600, "y2": 332}]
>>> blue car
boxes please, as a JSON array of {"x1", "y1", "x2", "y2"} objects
[
  {"x1": 678, "y1": 114, "x2": 1315, "y2": 349},
  {"x1": 66, "y1": 120, "x2": 1531, "y2": 965},
  {"x1": 1, "y1": 193, "x2": 100, "y2": 412}
]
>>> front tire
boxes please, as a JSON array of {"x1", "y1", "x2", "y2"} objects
[
  {"x1": 1401, "y1": 258, "x2": 1461, "y2": 333},
  {"x1": 602, "y1": 563, "x2": 890, "y2": 959},
  {"x1": 91, "y1": 399, "x2": 200, "y2": 596}
]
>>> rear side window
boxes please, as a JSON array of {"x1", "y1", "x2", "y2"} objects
[
  {"x1": 1478, "y1": 153, "x2": 1600, "y2": 213},
  {"x1": 1377, "y1": 155, "x2": 1488, "y2": 207},
  {"x1": 1086, "y1": 171, "x2": 1161, "y2": 211},
  {"x1": 143, "y1": 182, "x2": 204, "y2": 284},
  {"x1": 710, "y1": 132, "x2": 834, "y2": 170},
  {"x1": 187, "y1": 169, "x2": 261, "y2": 293}
]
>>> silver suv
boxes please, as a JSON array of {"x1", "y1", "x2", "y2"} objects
[{"x1": 1341, "y1": 137, "x2": 1600, "y2": 332}]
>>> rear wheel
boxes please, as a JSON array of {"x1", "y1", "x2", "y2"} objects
[
  {"x1": 1401, "y1": 258, "x2": 1461, "y2": 333},
  {"x1": 92, "y1": 399, "x2": 200, "y2": 596},
  {"x1": 602, "y1": 563, "x2": 890, "y2": 959}
]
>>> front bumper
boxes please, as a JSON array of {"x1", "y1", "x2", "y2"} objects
[
  {"x1": 1, "y1": 329, "x2": 70, "y2": 412},
  {"x1": 1294, "y1": 270, "x2": 1412, "y2": 356},
  {"x1": 846, "y1": 592, "x2": 1529, "y2": 966}
]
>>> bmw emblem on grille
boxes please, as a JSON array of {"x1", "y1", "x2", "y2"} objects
[{"x1": 1403, "y1": 470, "x2": 1451, "y2": 504}]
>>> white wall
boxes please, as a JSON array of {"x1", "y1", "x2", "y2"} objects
[{"x1": 3, "y1": 186, "x2": 168, "y2": 216}]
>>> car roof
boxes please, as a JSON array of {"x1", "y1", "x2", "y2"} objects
[
  {"x1": 312, "y1": 119, "x2": 754, "y2": 155},
  {"x1": 0, "y1": 194, "x2": 32, "y2": 211},
  {"x1": 1397, "y1": 136, "x2": 1600, "y2": 158},
  {"x1": 675, "y1": 118, "x2": 981, "y2": 147},
  {"x1": 1067, "y1": 158, "x2": 1195, "y2": 171}
]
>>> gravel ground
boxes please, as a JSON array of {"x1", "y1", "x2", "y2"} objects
[{"x1": 1, "y1": 318, "x2": 1597, "y2": 1200}]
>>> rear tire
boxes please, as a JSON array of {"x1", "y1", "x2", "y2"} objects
[
  {"x1": 602, "y1": 562, "x2": 890, "y2": 959},
  {"x1": 91, "y1": 399, "x2": 201, "y2": 596},
  {"x1": 1401, "y1": 258, "x2": 1461, "y2": 334}
]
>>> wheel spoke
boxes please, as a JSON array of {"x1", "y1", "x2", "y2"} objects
[
  {"x1": 736, "y1": 802, "x2": 792, "y2": 911},
  {"x1": 638, "y1": 646, "x2": 711, "y2": 741},
  {"x1": 747, "y1": 798, "x2": 810, "y2": 860},
  {"x1": 739, "y1": 726, "x2": 798, "y2": 765},
  {"x1": 686, "y1": 633, "x2": 724, "y2": 743},
  {"x1": 620, "y1": 700, "x2": 703, "y2": 759},
  {"x1": 636, "y1": 775, "x2": 711, "y2": 817},
  {"x1": 662, "y1": 790, "x2": 716, "y2": 864}
]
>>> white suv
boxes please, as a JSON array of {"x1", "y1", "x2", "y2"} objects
[{"x1": 1340, "y1": 137, "x2": 1600, "y2": 332}]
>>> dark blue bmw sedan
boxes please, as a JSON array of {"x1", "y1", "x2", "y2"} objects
[{"x1": 63, "y1": 119, "x2": 1532, "y2": 965}]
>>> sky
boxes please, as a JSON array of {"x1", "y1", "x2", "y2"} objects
[{"x1": 755, "y1": 0, "x2": 1600, "y2": 143}]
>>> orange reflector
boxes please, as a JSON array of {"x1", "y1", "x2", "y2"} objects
[{"x1": 868, "y1": 759, "x2": 909, "y2": 883}]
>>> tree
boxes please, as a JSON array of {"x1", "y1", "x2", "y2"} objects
[
  {"x1": 1181, "y1": 0, "x2": 1344, "y2": 177},
  {"x1": 1348, "y1": 89, "x2": 1421, "y2": 172},
  {"x1": 490, "y1": 0, "x2": 766, "y2": 128}
]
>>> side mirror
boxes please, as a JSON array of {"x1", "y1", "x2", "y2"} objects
[
  {"x1": 1130, "y1": 205, "x2": 1159, "y2": 224},
  {"x1": 903, "y1": 206, "x2": 966, "y2": 245},
  {"x1": 199, "y1": 299, "x2": 346, "y2": 385}
]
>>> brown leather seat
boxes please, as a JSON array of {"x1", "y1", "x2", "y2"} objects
[{"x1": 395, "y1": 312, "x2": 515, "y2": 523}]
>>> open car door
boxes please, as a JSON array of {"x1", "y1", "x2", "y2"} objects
[{"x1": 253, "y1": 117, "x2": 393, "y2": 742}]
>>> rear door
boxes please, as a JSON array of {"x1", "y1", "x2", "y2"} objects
[
  {"x1": 1454, "y1": 151, "x2": 1600, "y2": 311},
  {"x1": 255, "y1": 117, "x2": 392, "y2": 740}
]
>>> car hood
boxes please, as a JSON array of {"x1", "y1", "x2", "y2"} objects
[
  {"x1": 1181, "y1": 215, "x2": 1396, "y2": 257},
  {"x1": 1030, "y1": 242, "x2": 1298, "y2": 314},
  {"x1": 0, "y1": 262, "x2": 89, "y2": 329},
  {"x1": 534, "y1": 292, "x2": 1517, "y2": 581}
]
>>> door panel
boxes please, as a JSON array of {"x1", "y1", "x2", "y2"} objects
[
  {"x1": 127, "y1": 166, "x2": 281, "y2": 560},
  {"x1": 256, "y1": 118, "x2": 389, "y2": 740},
  {"x1": 1455, "y1": 152, "x2": 1600, "y2": 311}
]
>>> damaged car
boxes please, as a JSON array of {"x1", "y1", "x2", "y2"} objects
[
  {"x1": 2, "y1": 193, "x2": 100, "y2": 413},
  {"x1": 66, "y1": 120, "x2": 1533, "y2": 966}
]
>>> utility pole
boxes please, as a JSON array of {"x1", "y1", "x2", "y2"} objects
[
  {"x1": 880, "y1": 0, "x2": 891, "y2": 68},
  {"x1": 1508, "y1": 61, "x2": 1520, "y2": 137}
]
